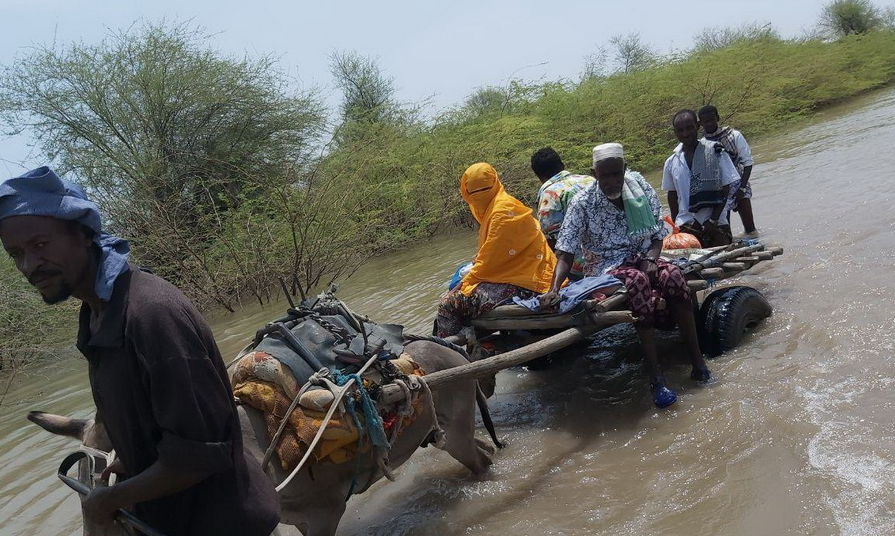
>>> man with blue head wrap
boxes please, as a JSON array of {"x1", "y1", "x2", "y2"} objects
[
  {"x1": 0, "y1": 166, "x2": 129, "y2": 306},
  {"x1": 0, "y1": 167, "x2": 279, "y2": 536}
]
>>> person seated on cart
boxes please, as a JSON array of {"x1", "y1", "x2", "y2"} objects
[
  {"x1": 531, "y1": 146, "x2": 594, "y2": 281},
  {"x1": 436, "y1": 162, "x2": 556, "y2": 338},
  {"x1": 539, "y1": 143, "x2": 711, "y2": 408}
]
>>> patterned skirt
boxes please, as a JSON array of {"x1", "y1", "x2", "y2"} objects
[
  {"x1": 437, "y1": 282, "x2": 537, "y2": 337},
  {"x1": 608, "y1": 255, "x2": 692, "y2": 329}
]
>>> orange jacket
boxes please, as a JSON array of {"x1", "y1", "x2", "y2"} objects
[{"x1": 458, "y1": 163, "x2": 556, "y2": 296}]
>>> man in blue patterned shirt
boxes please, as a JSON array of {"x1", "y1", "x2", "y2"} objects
[{"x1": 539, "y1": 143, "x2": 712, "y2": 408}]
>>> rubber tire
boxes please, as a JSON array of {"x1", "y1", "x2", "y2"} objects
[{"x1": 697, "y1": 286, "x2": 772, "y2": 357}]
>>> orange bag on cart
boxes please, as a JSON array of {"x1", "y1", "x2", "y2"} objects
[{"x1": 662, "y1": 215, "x2": 701, "y2": 249}]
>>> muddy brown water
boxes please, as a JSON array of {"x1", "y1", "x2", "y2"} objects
[{"x1": 3, "y1": 88, "x2": 895, "y2": 536}]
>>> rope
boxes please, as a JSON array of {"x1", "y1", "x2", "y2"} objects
[
  {"x1": 341, "y1": 392, "x2": 366, "y2": 498},
  {"x1": 260, "y1": 380, "x2": 315, "y2": 472},
  {"x1": 418, "y1": 375, "x2": 444, "y2": 449},
  {"x1": 273, "y1": 352, "x2": 381, "y2": 494},
  {"x1": 332, "y1": 369, "x2": 390, "y2": 497},
  {"x1": 388, "y1": 378, "x2": 414, "y2": 445},
  {"x1": 333, "y1": 371, "x2": 390, "y2": 450}
]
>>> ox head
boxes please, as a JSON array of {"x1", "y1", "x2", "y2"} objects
[
  {"x1": 28, "y1": 411, "x2": 113, "y2": 451},
  {"x1": 28, "y1": 411, "x2": 128, "y2": 536}
]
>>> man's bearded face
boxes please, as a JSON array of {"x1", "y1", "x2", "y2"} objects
[{"x1": 593, "y1": 158, "x2": 625, "y2": 200}]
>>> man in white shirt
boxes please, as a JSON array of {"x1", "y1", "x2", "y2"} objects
[
  {"x1": 662, "y1": 109, "x2": 739, "y2": 247},
  {"x1": 699, "y1": 105, "x2": 758, "y2": 238}
]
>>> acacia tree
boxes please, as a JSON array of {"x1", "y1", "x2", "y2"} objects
[
  {"x1": 609, "y1": 33, "x2": 657, "y2": 74},
  {"x1": 329, "y1": 50, "x2": 398, "y2": 126},
  {"x1": 0, "y1": 22, "x2": 326, "y2": 309},
  {"x1": 459, "y1": 86, "x2": 512, "y2": 120},
  {"x1": 692, "y1": 22, "x2": 780, "y2": 52},
  {"x1": 818, "y1": 0, "x2": 883, "y2": 37},
  {"x1": 581, "y1": 45, "x2": 610, "y2": 81}
]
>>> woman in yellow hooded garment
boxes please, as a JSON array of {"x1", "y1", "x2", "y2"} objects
[{"x1": 436, "y1": 162, "x2": 556, "y2": 337}]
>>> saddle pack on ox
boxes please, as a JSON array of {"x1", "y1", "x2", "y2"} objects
[{"x1": 230, "y1": 290, "x2": 492, "y2": 484}]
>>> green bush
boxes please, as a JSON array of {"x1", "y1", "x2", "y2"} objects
[
  {"x1": 0, "y1": 258, "x2": 76, "y2": 372},
  {"x1": 819, "y1": 0, "x2": 885, "y2": 37},
  {"x1": 323, "y1": 31, "x2": 895, "y2": 234}
]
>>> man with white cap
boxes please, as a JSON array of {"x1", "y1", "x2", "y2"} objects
[
  {"x1": 538, "y1": 144, "x2": 711, "y2": 408},
  {"x1": 0, "y1": 167, "x2": 279, "y2": 535}
]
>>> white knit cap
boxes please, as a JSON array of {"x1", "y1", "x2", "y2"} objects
[{"x1": 592, "y1": 143, "x2": 625, "y2": 167}]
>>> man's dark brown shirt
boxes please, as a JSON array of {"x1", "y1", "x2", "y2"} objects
[{"x1": 77, "y1": 268, "x2": 279, "y2": 536}]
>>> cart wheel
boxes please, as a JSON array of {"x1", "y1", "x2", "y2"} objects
[{"x1": 698, "y1": 286, "x2": 772, "y2": 357}]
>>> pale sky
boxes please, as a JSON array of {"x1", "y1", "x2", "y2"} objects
[{"x1": 0, "y1": 0, "x2": 890, "y2": 176}]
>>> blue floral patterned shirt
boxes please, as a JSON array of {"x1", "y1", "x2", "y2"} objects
[{"x1": 556, "y1": 171, "x2": 667, "y2": 276}]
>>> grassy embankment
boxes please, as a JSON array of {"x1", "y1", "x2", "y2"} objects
[
  {"x1": 330, "y1": 31, "x2": 895, "y2": 231},
  {"x1": 2, "y1": 31, "x2": 895, "y2": 365}
]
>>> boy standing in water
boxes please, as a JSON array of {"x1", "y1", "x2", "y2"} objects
[{"x1": 698, "y1": 105, "x2": 758, "y2": 238}]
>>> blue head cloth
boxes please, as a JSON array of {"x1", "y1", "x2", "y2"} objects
[{"x1": 0, "y1": 166, "x2": 130, "y2": 301}]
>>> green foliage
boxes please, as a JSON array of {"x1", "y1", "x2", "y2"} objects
[
  {"x1": 0, "y1": 21, "x2": 326, "y2": 310},
  {"x1": 0, "y1": 257, "x2": 76, "y2": 372},
  {"x1": 329, "y1": 49, "x2": 404, "y2": 145},
  {"x1": 692, "y1": 22, "x2": 781, "y2": 52},
  {"x1": 608, "y1": 33, "x2": 657, "y2": 74},
  {"x1": 819, "y1": 0, "x2": 885, "y2": 37},
  {"x1": 324, "y1": 31, "x2": 895, "y2": 235},
  {"x1": 458, "y1": 86, "x2": 513, "y2": 121}
]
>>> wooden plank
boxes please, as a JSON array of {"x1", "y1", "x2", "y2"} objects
[
  {"x1": 380, "y1": 312, "x2": 636, "y2": 401},
  {"x1": 473, "y1": 314, "x2": 574, "y2": 330},
  {"x1": 700, "y1": 267, "x2": 725, "y2": 278},
  {"x1": 472, "y1": 296, "x2": 633, "y2": 330},
  {"x1": 460, "y1": 244, "x2": 782, "y2": 336},
  {"x1": 477, "y1": 284, "x2": 624, "y2": 320},
  {"x1": 588, "y1": 292, "x2": 628, "y2": 312},
  {"x1": 688, "y1": 280, "x2": 708, "y2": 291},
  {"x1": 422, "y1": 328, "x2": 586, "y2": 389},
  {"x1": 388, "y1": 314, "x2": 631, "y2": 402},
  {"x1": 709, "y1": 243, "x2": 765, "y2": 264},
  {"x1": 477, "y1": 304, "x2": 542, "y2": 319},
  {"x1": 722, "y1": 262, "x2": 748, "y2": 271}
]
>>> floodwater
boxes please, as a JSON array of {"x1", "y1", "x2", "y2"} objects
[{"x1": 2, "y1": 88, "x2": 895, "y2": 536}]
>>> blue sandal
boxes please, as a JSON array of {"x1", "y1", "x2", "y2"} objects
[{"x1": 650, "y1": 376, "x2": 678, "y2": 408}]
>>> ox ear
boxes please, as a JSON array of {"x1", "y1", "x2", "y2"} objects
[{"x1": 27, "y1": 411, "x2": 93, "y2": 441}]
